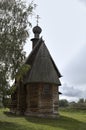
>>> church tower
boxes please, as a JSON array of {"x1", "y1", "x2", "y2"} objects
[{"x1": 10, "y1": 20, "x2": 61, "y2": 118}]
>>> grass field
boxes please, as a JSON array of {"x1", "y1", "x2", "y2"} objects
[{"x1": 0, "y1": 108, "x2": 86, "y2": 130}]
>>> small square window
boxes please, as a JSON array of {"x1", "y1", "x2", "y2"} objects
[{"x1": 43, "y1": 84, "x2": 51, "y2": 95}]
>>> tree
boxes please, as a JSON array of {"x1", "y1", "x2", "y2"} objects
[
  {"x1": 59, "y1": 99, "x2": 69, "y2": 107},
  {"x1": 78, "y1": 98, "x2": 85, "y2": 104},
  {"x1": 0, "y1": 65, "x2": 10, "y2": 106},
  {"x1": 0, "y1": 0, "x2": 36, "y2": 106}
]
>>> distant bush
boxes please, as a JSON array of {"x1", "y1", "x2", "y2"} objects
[
  {"x1": 69, "y1": 100, "x2": 86, "y2": 110},
  {"x1": 59, "y1": 99, "x2": 69, "y2": 107}
]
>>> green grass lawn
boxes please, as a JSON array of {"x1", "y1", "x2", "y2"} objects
[{"x1": 0, "y1": 108, "x2": 86, "y2": 130}]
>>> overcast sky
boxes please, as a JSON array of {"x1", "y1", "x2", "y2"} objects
[{"x1": 25, "y1": 0, "x2": 86, "y2": 102}]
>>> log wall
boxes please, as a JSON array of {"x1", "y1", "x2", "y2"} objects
[{"x1": 25, "y1": 83, "x2": 59, "y2": 117}]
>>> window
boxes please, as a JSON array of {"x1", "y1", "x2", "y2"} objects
[{"x1": 43, "y1": 84, "x2": 51, "y2": 95}]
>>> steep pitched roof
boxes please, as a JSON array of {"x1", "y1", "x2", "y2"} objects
[{"x1": 24, "y1": 38, "x2": 61, "y2": 85}]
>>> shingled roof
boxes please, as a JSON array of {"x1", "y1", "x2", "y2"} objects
[{"x1": 24, "y1": 38, "x2": 61, "y2": 85}]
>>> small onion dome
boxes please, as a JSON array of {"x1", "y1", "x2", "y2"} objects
[{"x1": 33, "y1": 25, "x2": 42, "y2": 35}]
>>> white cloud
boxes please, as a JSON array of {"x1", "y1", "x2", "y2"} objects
[{"x1": 62, "y1": 44, "x2": 86, "y2": 86}]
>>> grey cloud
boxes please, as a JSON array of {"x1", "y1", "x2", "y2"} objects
[
  {"x1": 79, "y1": 0, "x2": 86, "y2": 4},
  {"x1": 60, "y1": 83, "x2": 86, "y2": 98}
]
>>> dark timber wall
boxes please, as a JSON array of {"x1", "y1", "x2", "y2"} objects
[{"x1": 25, "y1": 83, "x2": 59, "y2": 117}]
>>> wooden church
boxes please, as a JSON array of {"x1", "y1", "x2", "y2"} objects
[{"x1": 10, "y1": 23, "x2": 62, "y2": 118}]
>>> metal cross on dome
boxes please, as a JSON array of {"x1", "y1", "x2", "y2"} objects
[{"x1": 36, "y1": 15, "x2": 40, "y2": 26}]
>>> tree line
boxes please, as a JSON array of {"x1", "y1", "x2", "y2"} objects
[{"x1": 59, "y1": 98, "x2": 86, "y2": 110}]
